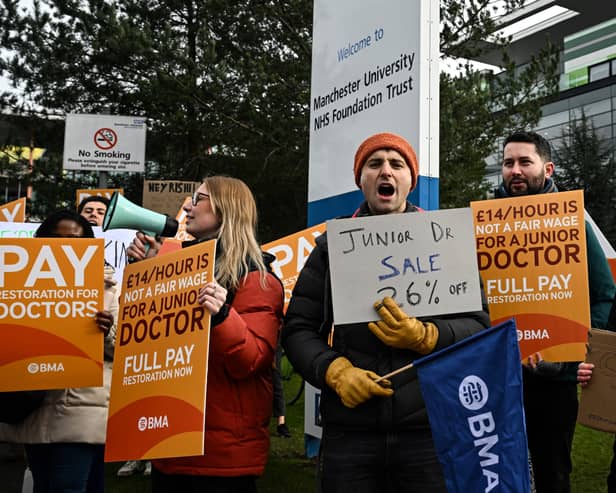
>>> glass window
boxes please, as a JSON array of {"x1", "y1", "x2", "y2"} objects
[
  {"x1": 538, "y1": 110, "x2": 569, "y2": 129},
  {"x1": 589, "y1": 62, "x2": 610, "y2": 82},
  {"x1": 612, "y1": 59, "x2": 616, "y2": 76},
  {"x1": 585, "y1": 99, "x2": 610, "y2": 117},
  {"x1": 542, "y1": 99, "x2": 569, "y2": 115},
  {"x1": 590, "y1": 112, "x2": 613, "y2": 129},
  {"x1": 550, "y1": 137, "x2": 567, "y2": 153},
  {"x1": 538, "y1": 123, "x2": 568, "y2": 140},
  {"x1": 584, "y1": 99, "x2": 611, "y2": 116},
  {"x1": 595, "y1": 125, "x2": 613, "y2": 140},
  {"x1": 569, "y1": 86, "x2": 610, "y2": 108}
]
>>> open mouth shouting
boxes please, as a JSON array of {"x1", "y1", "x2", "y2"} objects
[{"x1": 378, "y1": 182, "x2": 395, "y2": 198}]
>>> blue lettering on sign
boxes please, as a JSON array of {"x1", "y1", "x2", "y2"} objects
[
  {"x1": 378, "y1": 253, "x2": 441, "y2": 281},
  {"x1": 337, "y1": 35, "x2": 371, "y2": 62},
  {"x1": 337, "y1": 27, "x2": 384, "y2": 62}
]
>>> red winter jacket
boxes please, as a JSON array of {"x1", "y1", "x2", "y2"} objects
[{"x1": 153, "y1": 268, "x2": 284, "y2": 477}]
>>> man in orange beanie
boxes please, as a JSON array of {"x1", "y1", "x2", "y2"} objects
[{"x1": 282, "y1": 132, "x2": 490, "y2": 493}]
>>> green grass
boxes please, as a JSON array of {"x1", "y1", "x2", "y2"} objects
[
  {"x1": 571, "y1": 424, "x2": 613, "y2": 493},
  {"x1": 104, "y1": 374, "x2": 613, "y2": 492}
]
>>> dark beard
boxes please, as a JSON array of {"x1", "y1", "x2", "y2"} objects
[{"x1": 505, "y1": 176, "x2": 545, "y2": 196}]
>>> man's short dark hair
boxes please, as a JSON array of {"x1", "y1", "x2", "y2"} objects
[
  {"x1": 77, "y1": 195, "x2": 110, "y2": 214},
  {"x1": 504, "y1": 130, "x2": 552, "y2": 162}
]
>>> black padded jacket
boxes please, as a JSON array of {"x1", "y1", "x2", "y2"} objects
[{"x1": 281, "y1": 201, "x2": 491, "y2": 431}]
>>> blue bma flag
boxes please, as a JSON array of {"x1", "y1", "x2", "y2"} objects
[{"x1": 415, "y1": 318, "x2": 530, "y2": 493}]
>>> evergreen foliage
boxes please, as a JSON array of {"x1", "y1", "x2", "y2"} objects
[
  {"x1": 1, "y1": 0, "x2": 557, "y2": 230},
  {"x1": 554, "y1": 113, "x2": 616, "y2": 246}
]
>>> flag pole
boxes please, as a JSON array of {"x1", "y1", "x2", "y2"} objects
[{"x1": 374, "y1": 361, "x2": 414, "y2": 383}]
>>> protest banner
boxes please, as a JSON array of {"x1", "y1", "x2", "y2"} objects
[
  {"x1": 0, "y1": 222, "x2": 134, "y2": 287},
  {"x1": 0, "y1": 197, "x2": 26, "y2": 222},
  {"x1": 76, "y1": 188, "x2": 123, "y2": 207},
  {"x1": 263, "y1": 223, "x2": 326, "y2": 311},
  {"x1": 0, "y1": 238, "x2": 105, "y2": 390},
  {"x1": 327, "y1": 208, "x2": 481, "y2": 325},
  {"x1": 471, "y1": 190, "x2": 589, "y2": 361},
  {"x1": 142, "y1": 180, "x2": 201, "y2": 217},
  {"x1": 415, "y1": 319, "x2": 530, "y2": 492},
  {"x1": 0, "y1": 221, "x2": 36, "y2": 239},
  {"x1": 105, "y1": 239, "x2": 215, "y2": 461}
]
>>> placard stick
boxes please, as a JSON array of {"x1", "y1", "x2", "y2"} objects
[{"x1": 374, "y1": 362, "x2": 414, "y2": 383}]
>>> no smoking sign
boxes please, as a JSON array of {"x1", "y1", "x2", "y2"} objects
[
  {"x1": 64, "y1": 114, "x2": 146, "y2": 173},
  {"x1": 94, "y1": 128, "x2": 118, "y2": 150}
]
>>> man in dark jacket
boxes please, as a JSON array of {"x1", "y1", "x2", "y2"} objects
[
  {"x1": 282, "y1": 132, "x2": 491, "y2": 493},
  {"x1": 496, "y1": 130, "x2": 616, "y2": 493}
]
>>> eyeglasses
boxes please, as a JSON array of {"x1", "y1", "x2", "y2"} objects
[{"x1": 191, "y1": 191, "x2": 210, "y2": 207}]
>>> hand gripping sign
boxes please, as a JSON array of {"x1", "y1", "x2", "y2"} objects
[{"x1": 0, "y1": 238, "x2": 105, "y2": 391}]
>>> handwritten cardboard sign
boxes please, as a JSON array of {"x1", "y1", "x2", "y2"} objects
[
  {"x1": 105, "y1": 239, "x2": 215, "y2": 462},
  {"x1": 577, "y1": 328, "x2": 616, "y2": 432},
  {"x1": 327, "y1": 208, "x2": 482, "y2": 325},
  {"x1": 263, "y1": 224, "x2": 326, "y2": 311},
  {"x1": 0, "y1": 238, "x2": 104, "y2": 390},
  {"x1": 471, "y1": 190, "x2": 589, "y2": 361},
  {"x1": 142, "y1": 180, "x2": 201, "y2": 217}
]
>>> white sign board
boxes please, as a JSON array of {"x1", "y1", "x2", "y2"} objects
[
  {"x1": 63, "y1": 114, "x2": 146, "y2": 173},
  {"x1": 327, "y1": 209, "x2": 482, "y2": 325},
  {"x1": 309, "y1": 0, "x2": 439, "y2": 208}
]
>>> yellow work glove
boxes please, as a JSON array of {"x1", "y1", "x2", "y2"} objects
[
  {"x1": 325, "y1": 356, "x2": 393, "y2": 408},
  {"x1": 368, "y1": 297, "x2": 439, "y2": 354}
]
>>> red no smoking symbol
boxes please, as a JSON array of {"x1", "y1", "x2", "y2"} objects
[{"x1": 94, "y1": 128, "x2": 118, "y2": 150}]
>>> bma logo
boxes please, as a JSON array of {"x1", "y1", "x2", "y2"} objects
[
  {"x1": 459, "y1": 375, "x2": 500, "y2": 492},
  {"x1": 458, "y1": 375, "x2": 488, "y2": 411},
  {"x1": 27, "y1": 362, "x2": 65, "y2": 374},
  {"x1": 137, "y1": 415, "x2": 169, "y2": 432}
]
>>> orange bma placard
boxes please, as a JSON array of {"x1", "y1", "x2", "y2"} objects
[
  {"x1": 0, "y1": 238, "x2": 105, "y2": 390},
  {"x1": 471, "y1": 190, "x2": 589, "y2": 362},
  {"x1": 263, "y1": 223, "x2": 326, "y2": 311},
  {"x1": 105, "y1": 239, "x2": 215, "y2": 462},
  {"x1": 75, "y1": 188, "x2": 124, "y2": 207},
  {"x1": 0, "y1": 198, "x2": 26, "y2": 222}
]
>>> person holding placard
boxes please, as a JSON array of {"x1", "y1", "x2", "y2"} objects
[
  {"x1": 282, "y1": 133, "x2": 491, "y2": 493},
  {"x1": 496, "y1": 130, "x2": 616, "y2": 493},
  {"x1": 0, "y1": 210, "x2": 118, "y2": 493},
  {"x1": 127, "y1": 176, "x2": 284, "y2": 493}
]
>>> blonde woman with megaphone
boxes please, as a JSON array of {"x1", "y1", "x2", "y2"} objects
[{"x1": 126, "y1": 175, "x2": 284, "y2": 493}]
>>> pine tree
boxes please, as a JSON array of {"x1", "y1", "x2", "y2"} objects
[
  {"x1": 553, "y1": 113, "x2": 616, "y2": 246},
  {"x1": 0, "y1": 0, "x2": 557, "y2": 230}
]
